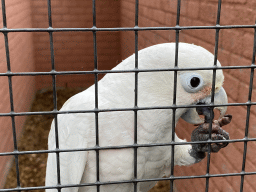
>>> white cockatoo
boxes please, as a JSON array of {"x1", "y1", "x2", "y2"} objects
[{"x1": 46, "y1": 43, "x2": 229, "y2": 192}]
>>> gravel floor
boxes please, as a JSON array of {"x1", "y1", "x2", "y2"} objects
[{"x1": 4, "y1": 88, "x2": 171, "y2": 192}]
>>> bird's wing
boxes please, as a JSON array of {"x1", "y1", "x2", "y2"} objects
[{"x1": 46, "y1": 91, "x2": 95, "y2": 192}]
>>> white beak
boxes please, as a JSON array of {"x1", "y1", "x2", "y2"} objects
[{"x1": 181, "y1": 87, "x2": 228, "y2": 124}]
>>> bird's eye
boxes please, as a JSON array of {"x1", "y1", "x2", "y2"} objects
[
  {"x1": 179, "y1": 73, "x2": 204, "y2": 93},
  {"x1": 190, "y1": 77, "x2": 200, "y2": 88}
]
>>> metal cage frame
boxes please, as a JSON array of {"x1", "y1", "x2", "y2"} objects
[{"x1": 0, "y1": 0, "x2": 256, "y2": 191}]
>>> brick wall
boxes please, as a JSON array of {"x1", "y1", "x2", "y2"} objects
[
  {"x1": 31, "y1": 0, "x2": 121, "y2": 89},
  {"x1": 120, "y1": 0, "x2": 256, "y2": 191},
  {"x1": 1, "y1": 0, "x2": 121, "y2": 187},
  {"x1": 0, "y1": 0, "x2": 35, "y2": 187},
  {"x1": 1, "y1": 0, "x2": 256, "y2": 191}
]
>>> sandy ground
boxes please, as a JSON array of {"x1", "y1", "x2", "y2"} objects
[{"x1": 4, "y1": 88, "x2": 172, "y2": 192}]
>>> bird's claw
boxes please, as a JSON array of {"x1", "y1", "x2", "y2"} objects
[
  {"x1": 189, "y1": 115, "x2": 232, "y2": 163},
  {"x1": 191, "y1": 114, "x2": 232, "y2": 153}
]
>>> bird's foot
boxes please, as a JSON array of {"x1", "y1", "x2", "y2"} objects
[{"x1": 189, "y1": 115, "x2": 232, "y2": 162}]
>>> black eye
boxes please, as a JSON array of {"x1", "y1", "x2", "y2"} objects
[
  {"x1": 190, "y1": 77, "x2": 200, "y2": 88},
  {"x1": 180, "y1": 73, "x2": 204, "y2": 93}
]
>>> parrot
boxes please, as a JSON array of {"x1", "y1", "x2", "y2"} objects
[{"x1": 45, "y1": 43, "x2": 230, "y2": 192}]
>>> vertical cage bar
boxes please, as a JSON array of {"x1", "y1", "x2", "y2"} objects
[
  {"x1": 133, "y1": 1, "x2": 139, "y2": 191},
  {"x1": 170, "y1": 0, "x2": 181, "y2": 191},
  {"x1": 239, "y1": 23, "x2": 256, "y2": 192},
  {"x1": 47, "y1": 0, "x2": 61, "y2": 191},
  {"x1": 205, "y1": 1, "x2": 222, "y2": 191},
  {"x1": 92, "y1": 0, "x2": 100, "y2": 191},
  {"x1": 1, "y1": 0, "x2": 7, "y2": 28},
  {"x1": 1, "y1": 0, "x2": 21, "y2": 188}
]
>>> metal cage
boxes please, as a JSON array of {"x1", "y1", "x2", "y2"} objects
[{"x1": 0, "y1": 0, "x2": 256, "y2": 191}]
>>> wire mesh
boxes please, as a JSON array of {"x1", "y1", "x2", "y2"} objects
[{"x1": 0, "y1": 0, "x2": 256, "y2": 191}]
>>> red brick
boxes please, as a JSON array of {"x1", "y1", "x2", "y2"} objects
[
  {"x1": 186, "y1": 1, "x2": 200, "y2": 19},
  {"x1": 209, "y1": 172, "x2": 234, "y2": 192},
  {"x1": 220, "y1": 5, "x2": 237, "y2": 25},
  {"x1": 199, "y1": 3, "x2": 218, "y2": 24},
  {"x1": 246, "y1": 141, "x2": 256, "y2": 166},
  {"x1": 209, "y1": 0, "x2": 246, "y2": 3},
  {"x1": 229, "y1": 54, "x2": 252, "y2": 84},
  {"x1": 180, "y1": 16, "x2": 193, "y2": 27},
  {"x1": 155, "y1": 30, "x2": 175, "y2": 43},
  {"x1": 237, "y1": 81, "x2": 256, "y2": 105},
  {"x1": 210, "y1": 143, "x2": 242, "y2": 173},
  {"x1": 226, "y1": 102, "x2": 256, "y2": 138},
  {"x1": 225, "y1": 120, "x2": 245, "y2": 140},
  {"x1": 223, "y1": 72, "x2": 239, "y2": 101},
  {"x1": 242, "y1": 32, "x2": 255, "y2": 59},
  {"x1": 30, "y1": 0, "x2": 48, "y2": 8},
  {"x1": 247, "y1": 0, "x2": 256, "y2": 8},
  {"x1": 243, "y1": 179, "x2": 256, "y2": 192},
  {"x1": 120, "y1": 8, "x2": 134, "y2": 27},
  {"x1": 165, "y1": 12, "x2": 176, "y2": 26},
  {"x1": 147, "y1": 0, "x2": 164, "y2": 11},
  {"x1": 196, "y1": 27, "x2": 217, "y2": 46},
  {"x1": 0, "y1": 118, "x2": 12, "y2": 153},
  {"x1": 138, "y1": 0, "x2": 148, "y2": 7},
  {"x1": 220, "y1": 5, "x2": 255, "y2": 31},
  {"x1": 139, "y1": 5, "x2": 149, "y2": 18},
  {"x1": 179, "y1": 0, "x2": 188, "y2": 16},
  {"x1": 152, "y1": 9, "x2": 166, "y2": 25},
  {"x1": 218, "y1": 49, "x2": 231, "y2": 72},
  {"x1": 220, "y1": 142, "x2": 244, "y2": 171},
  {"x1": 233, "y1": 7, "x2": 256, "y2": 26},
  {"x1": 221, "y1": 181, "x2": 238, "y2": 192},
  {"x1": 174, "y1": 179, "x2": 191, "y2": 192},
  {"x1": 121, "y1": 0, "x2": 135, "y2": 13},
  {"x1": 191, "y1": 18, "x2": 214, "y2": 27},
  {"x1": 190, "y1": 178, "x2": 206, "y2": 192},
  {"x1": 208, "y1": 165, "x2": 222, "y2": 191},
  {"x1": 180, "y1": 32, "x2": 215, "y2": 53},
  {"x1": 121, "y1": 15, "x2": 134, "y2": 27},
  {"x1": 159, "y1": 0, "x2": 173, "y2": 12},
  {"x1": 228, "y1": 176, "x2": 243, "y2": 192},
  {"x1": 138, "y1": 0, "x2": 154, "y2": 8},
  {"x1": 0, "y1": 11, "x2": 36, "y2": 190},
  {"x1": 176, "y1": 120, "x2": 194, "y2": 142},
  {"x1": 244, "y1": 161, "x2": 256, "y2": 191},
  {"x1": 248, "y1": 114, "x2": 256, "y2": 138},
  {"x1": 169, "y1": 0, "x2": 178, "y2": 14},
  {"x1": 237, "y1": 71, "x2": 256, "y2": 102},
  {"x1": 219, "y1": 29, "x2": 244, "y2": 56},
  {"x1": 0, "y1": 156, "x2": 13, "y2": 188}
]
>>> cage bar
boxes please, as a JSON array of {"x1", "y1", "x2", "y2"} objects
[
  {"x1": 204, "y1": 0, "x2": 223, "y2": 191},
  {"x1": 92, "y1": 0, "x2": 100, "y2": 191},
  {"x1": 169, "y1": 0, "x2": 182, "y2": 191},
  {"x1": 0, "y1": 102, "x2": 255, "y2": 118},
  {"x1": 0, "y1": 0, "x2": 256, "y2": 192},
  {"x1": 0, "y1": 25, "x2": 255, "y2": 33},
  {"x1": 239, "y1": 22, "x2": 256, "y2": 192},
  {"x1": 133, "y1": 0, "x2": 139, "y2": 191},
  {"x1": 1, "y1": 0, "x2": 21, "y2": 189},
  {"x1": 0, "y1": 65, "x2": 256, "y2": 78},
  {"x1": 46, "y1": 0, "x2": 62, "y2": 191}
]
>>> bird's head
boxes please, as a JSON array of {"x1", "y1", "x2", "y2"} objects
[
  {"x1": 136, "y1": 43, "x2": 228, "y2": 125},
  {"x1": 175, "y1": 43, "x2": 227, "y2": 124}
]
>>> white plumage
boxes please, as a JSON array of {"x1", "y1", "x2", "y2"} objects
[{"x1": 46, "y1": 43, "x2": 228, "y2": 192}]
